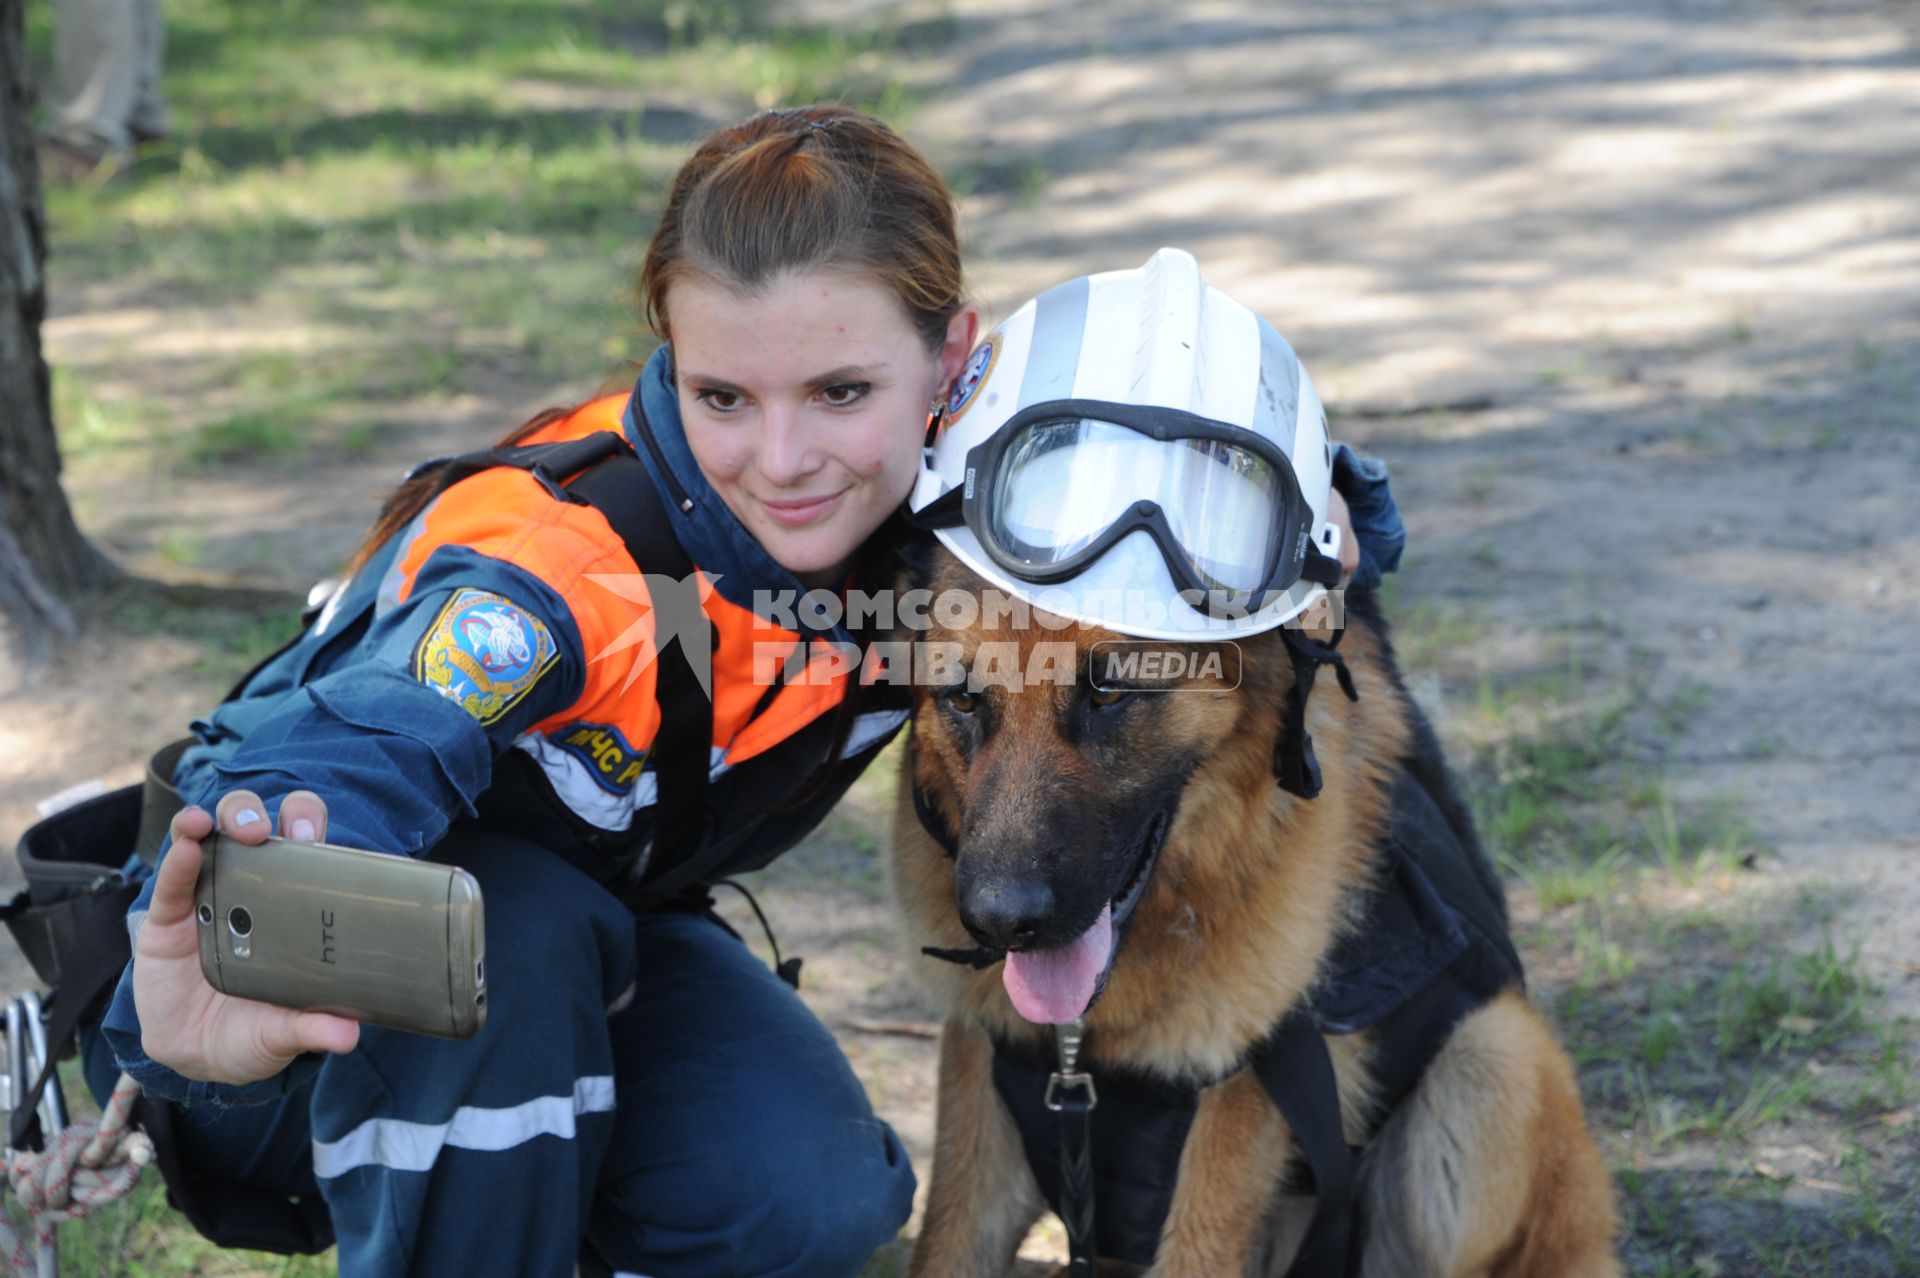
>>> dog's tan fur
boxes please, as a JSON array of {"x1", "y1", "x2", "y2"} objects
[{"x1": 891, "y1": 553, "x2": 1620, "y2": 1277}]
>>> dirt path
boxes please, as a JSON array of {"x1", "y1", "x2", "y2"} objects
[
  {"x1": 5, "y1": 0, "x2": 1916, "y2": 1268},
  {"x1": 791, "y1": 0, "x2": 1920, "y2": 1259},
  {"x1": 892, "y1": 0, "x2": 1920, "y2": 1006}
]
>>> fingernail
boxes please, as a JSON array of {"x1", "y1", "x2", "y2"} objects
[
  {"x1": 234, "y1": 809, "x2": 262, "y2": 828},
  {"x1": 292, "y1": 818, "x2": 316, "y2": 841}
]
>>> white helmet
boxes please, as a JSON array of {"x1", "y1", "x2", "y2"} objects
[{"x1": 909, "y1": 247, "x2": 1342, "y2": 641}]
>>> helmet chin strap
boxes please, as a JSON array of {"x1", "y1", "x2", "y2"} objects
[
  {"x1": 1274, "y1": 626, "x2": 1360, "y2": 800},
  {"x1": 1298, "y1": 535, "x2": 1345, "y2": 590}
]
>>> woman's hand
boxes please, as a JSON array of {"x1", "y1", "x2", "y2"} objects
[
  {"x1": 1327, "y1": 488, "x2": 1361, "y2": 587},
  {"x1": 133, "y1": 790, "x2": 361, "y2": 1085}
]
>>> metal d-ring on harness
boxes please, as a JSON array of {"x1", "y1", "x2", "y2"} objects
[{"x1": 1037, "y1": 1009, "x2": 1360, "y2": 1278}]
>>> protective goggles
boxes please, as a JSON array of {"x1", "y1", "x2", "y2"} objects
[{"x1": 912, "y1": 399, "x2": 1341, "y2": 615}]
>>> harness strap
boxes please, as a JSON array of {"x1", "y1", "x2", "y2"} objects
[
  {"x1": 136, "y1": 738, "x2": 191, "y2": 865},
  {"x1": 159, "y1": 439, "x2": 624, "y2": 785},
  {"x1": 561, "y1": 449, "x2": 713, "y2": 888},
  {"x1": 5, "y1": 880, "x2": 139, "y2": 1153},
  {"x1": 1249, "y1": 1009, "x2": 1358, "y2": 1278},
  {"x1": 1057, "y1": 1094, "x2": 1097, "y2": 1274},
  {"x1": 1274, "y1": 627, "x2": 1360, "y2": 800},
  {"x1": 1047, "y1": 1020, "x2": 1099, "y2": 1277},
  {"x1": 406, "y1": 422, "x2": 717, "y2": 896},
  {"x1": 399, "y1": 434, "x2": 629, "y2": 508}
]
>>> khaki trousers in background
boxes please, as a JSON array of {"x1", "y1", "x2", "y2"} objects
[{"x1": 49, "y1": 0, "x2": 169, "y2": 155}]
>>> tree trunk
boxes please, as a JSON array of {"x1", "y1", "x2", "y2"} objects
[{"x1": 0, "y1": 0, "x2": 118, "y2": 662}]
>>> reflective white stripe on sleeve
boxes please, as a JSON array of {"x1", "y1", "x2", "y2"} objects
[
  {"x1": 511, "y1": 735, "x2": 733, "y2": 829},
  {"x1": 311, "y1": 1074, "x2": 616, "y2": 1179}
]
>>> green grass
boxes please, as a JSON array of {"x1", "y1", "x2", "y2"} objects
[
  {"x1": 51, "y1": 368, "x2": 150, "y2": 458},
  {"x1": 30, "y1": 0, "x2": 923, "y2": 476},
  {"x1": 1410, "y1": 618, "x2": 1920, "y2": 1276}
]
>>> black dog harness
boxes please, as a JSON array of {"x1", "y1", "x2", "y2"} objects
[
  {"x1": 990, "y1": 770, "x2": 1522, "y2": 1274},
  {"x1": 914, "y1": 621, "x2": 1523, "y2": 1275}
]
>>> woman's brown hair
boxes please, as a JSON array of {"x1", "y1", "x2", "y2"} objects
[
  {"x1": 640, "y1": 103, "x2": 965, "y2": 351},
  {"x1": 341, "y1": 105, "x2": 965, "y2": 800}
]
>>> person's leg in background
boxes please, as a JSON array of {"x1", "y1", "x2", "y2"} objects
[
  {"x1": 581, "y1": 910, "x2": 916, "y2": 1278},
  {"x1": 46, "y1": 0, "x2": 140, "y2": 172},
  {"x1": 127, "y1": 0, "x2": 169, "y2": 145}
]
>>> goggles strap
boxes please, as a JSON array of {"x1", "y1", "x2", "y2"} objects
[
  {"x1": 1299, "y1": 537, "x2": 1344, "y2": 589},
  {"x1": 1274, "y1": 628, "x2": 1360, "y2": 800}
]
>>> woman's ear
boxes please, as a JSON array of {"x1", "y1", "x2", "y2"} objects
[{"x1": 937, "y1": 303, "x2": 984, "y2": 390}]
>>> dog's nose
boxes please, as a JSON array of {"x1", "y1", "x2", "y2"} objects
[{"x1": 959, "y1": 876, "x2": 1056, "y2": 952}]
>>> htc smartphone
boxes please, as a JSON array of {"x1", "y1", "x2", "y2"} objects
[{"x1": 195, "y1": 834, "x2": 487, "y2": 1040}]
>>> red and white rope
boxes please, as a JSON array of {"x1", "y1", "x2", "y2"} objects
[{"x1": 1, "y1": 1073, "x2": 151, "y2": 1276}]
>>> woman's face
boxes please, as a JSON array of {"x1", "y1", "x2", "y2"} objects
[{"x1": 670, "y1": 269, "x2": 978, "y2": 589}]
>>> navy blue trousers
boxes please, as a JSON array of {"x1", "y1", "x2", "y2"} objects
[{"x1": 86, "y1": 832, "x2": 914, "y2": 1277}]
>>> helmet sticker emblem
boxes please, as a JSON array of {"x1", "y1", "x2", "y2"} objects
[{"x1": 944, "y1": 337, "x2": 999, "y2": 427}]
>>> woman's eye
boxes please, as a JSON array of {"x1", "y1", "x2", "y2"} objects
[
  {"x1": 695, "y1": 388, "x2": 742, "y2": 412},
  {"x1": 820, "y1": 382, "x2": 871, "y2": 408}
]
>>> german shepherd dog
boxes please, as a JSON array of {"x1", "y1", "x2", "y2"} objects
[{"x1": 889, "y1": 547, "x2": 1621, "y2": 1277}]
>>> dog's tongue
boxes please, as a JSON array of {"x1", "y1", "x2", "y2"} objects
[{"x1": 1002, "y1": 903, "x2": 1114, "y2": 1024}]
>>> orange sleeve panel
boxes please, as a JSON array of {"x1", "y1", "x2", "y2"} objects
[{"x1": 389, "y1": 394, "x2": 849, "y2": 762}]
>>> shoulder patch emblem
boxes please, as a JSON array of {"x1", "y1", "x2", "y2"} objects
[{"x1": 414, "y1": 588, "x2": 559, "y2": 725}]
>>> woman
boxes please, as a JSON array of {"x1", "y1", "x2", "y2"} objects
[{"x1": 87, "y1": 105, "x2": 1406, "y2": 1277}]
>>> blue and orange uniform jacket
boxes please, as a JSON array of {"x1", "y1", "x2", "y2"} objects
[{"x1": 100, "y1": 347, "x2": 910, "y2": 1106}]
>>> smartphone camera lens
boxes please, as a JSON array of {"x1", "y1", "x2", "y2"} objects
[
  {"x1": 474, "y1": 958, "x2": 485, "y2": 989},
  {"x1": 226, "y1": 905, "x2": 254, "y2": 960},
  {"x1": 196, "y1": 903, "x2": 213, "y2": 926}
]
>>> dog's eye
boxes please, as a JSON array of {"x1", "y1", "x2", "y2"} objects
[
  {"x1": 945, "y1": 688, "x2": 978, "y2": 714},
  {"x1": 1090, "y1": 686, "x2": 1130, "y2": 709}
]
